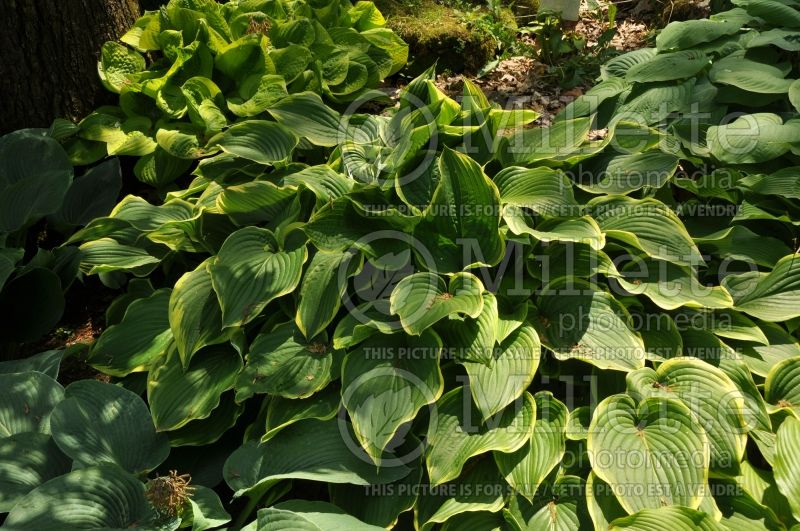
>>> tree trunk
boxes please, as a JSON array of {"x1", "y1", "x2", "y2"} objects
[{"x1": 0, "y1": 0, "x2": 141, "y2": 134}]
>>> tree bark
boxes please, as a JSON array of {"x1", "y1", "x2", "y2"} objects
[{"x1": 0, "y1": 0, "x2": 141, "y2": 134}]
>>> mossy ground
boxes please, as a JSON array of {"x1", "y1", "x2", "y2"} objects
[{"x1": 375, "y1": 0, "x2": 500, "y2": 74}]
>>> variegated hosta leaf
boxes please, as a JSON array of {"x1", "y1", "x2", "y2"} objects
[
  {"x1": 493, "y1": 166, "x2": 578, "y2": 216},
  {"x1": 263, "y1": 385, "x2": 341, "y2": 442},
  {"x1": 235, "y1": 322, "x2": 338, "y2": 401},
  {"x1": 209, "y1": 226, "x2": 307, "y2": 328},
  {"x1": 426, "y1": 388, "x2": 535, "y2": 486},
  {"x1": 461, "y1": 324, "x2": 541, "y2": 421},
  {"x1": 536, "y1": 279, "x2": 646, "y2": 371},
  {"x1": 215, "y1": 120, "x2": 298, "y2": 164},
  {"x1": 774, "y1": 416, "x2": 800, "y2": 521},
  {"x1": 342, "y1": 330, "x2": 443, "y2": 464},
  {"x1": 242, "y1": 501, "x2": 383, "y2": 531},
  {"x1": 504, "y1": 476, "x2": 593, "y2": 531},
  {"x1": 607, "y1": 505, "x2": 725, "y2": 530},
  {"x1": 723, "y1": 254, "x2": 800, "y2": 322},
  {"x1": 495, "y1": 391, "x2": 568, "y2": 501},
  {"x1": 765, "y1": 356, "x2": 800, "y2": 418},
  {"x1": 390, "y1": 272, "x2": 485, "y2": 335},
  {"x1": 587, "y1": 394, "x2": 710, "y2": 513},
  {"x1": 296, "y1": 249, "x2": 360, "y2": 340},
  {"x1": 223, "y1": 419, "x2": 410, "y2": 498},
  {"x1": 626, "y1": 357, "x2": 747, "y2": 475},
  {"x1": 437, "y1": 292, "x2": 500, "y2": 366}
]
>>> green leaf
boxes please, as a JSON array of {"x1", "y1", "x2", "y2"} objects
[
  {"x1": 505, "y1": 476, "x2": 593, "y2": 530},
  {"x1": 709, "y1": 52, "x2": 794, "y2": 93},
  {"x1": 98, "y1": 41, "x2": 145, "y2": 93},
  {"x1": 0, "y1": 349, "x2": 63, "y2": 379},
  {"x1": 78, "y1": 238, "x2": 160, "y2": 274},
  {"x1": 0, "y1": 131, "x2": 73, "y2": 233},
  {"x1": 148, "y1": 343, "x2": 242, "y2": 431},
  {"x1": 774, "y1": 416, "x2": 800, "y2": 521},
  {"x1": 216, "y1": 120, "x2": 298, "y2": 164},
  {"x1": 586, "y1": 472, "x2": 627, "y2": 529},
  {"x1": 493, "y1": 166, "x2": 578, "y2": 216},
  {"x1": 267, "y1": 92, "x2": 342, "y2": 147},
  {"x1": 57, "y1": 158, "x2": 122, "y2": 226},
  {"x1": 589, "y1": 196, "x2": 703, "y2": 267},
  {"x1": 437, "y1": 292, "x2": 500, "y2": 366},
  {"x1": 536, "y1": 279, "x2": 646, "y2": 371},
  {"x1": 608, "y1": 506, "x2": 725, "y2": 530},
  {"x1": 296, "y1": 250, "x2": 359, "y2": 340},
  {"x1": 497, "y1": 117, "x2": 592, "y2": 166},
  {"x1": 495, "y1": 391, "x2": 568, "y2": 502},
  {"x1": 187, "y1": 485, "x2": 232, "y2": 531},
  {"x1": 724, "y1": 254, "x2": 800, "y2": 321},
  {"x1": 627, "y1": 357, "x2": 747, "y2": 475},
  {"x1": 426, "y1": 388, "x2": 534, "y2": 486},
  {"x1": 587, "y1": 394, "x2": 710, "y2": 513},
  {"x1": 89, "y1": 289, "x2": 173, "y2": 377},
  {"x1": 461, "y1": 324, "x2": 541, "y2": 421},
  {"x1": 341, "y1": 330, "x2": 443, "y2": 463},
  {"x1": 626, "y1": 50, "x2": 709, "y2": 83},
  {"x1": 223, "y1": 419, "x2": 410, "y2": 498},
  {"x1": 235, "y1": 322, "x2": 338, "y2": 401},
  {"x1": 50, "y1": 380, "x2": 169, "y2": 474},
  {"x1": 656, "y1": 11, "x2": 746, "y2": 50},
  {"x1": 390, "y1": 272, "x2": 485, "y2": 335},
  {"x1": 414, "y1": 148, "x2": 505, "y2": 273},
  {"x1": 169, "y1": 260, "x2": 231, "y2": 367},
  {"x1": 0, "y1": 372, "x2": 64, "y2": 437},
  {"x1": 765, "y1": 356, "x2": 800, "y2": 419},
  {"x1": 0, "y1": 432, "x2": 71, "y2": 512},
  {"x1": 2, "y1": 464, "x2": 157, "y2": 530},
  {"x1": 578, "y1": 151, "x2": 680, "y2": 195},
  {"x1": 209, "y1": 226, "x2": 306, "y2": 328},
  {"x1": 707, "y1": 113, "x2": 798, "y2": 164},
  {"x1": 243, "y1": 501, "x2": 384, "y2": 531},
  {"x1": 263, "y1": 387, "x2": 341, "y2": 441}
]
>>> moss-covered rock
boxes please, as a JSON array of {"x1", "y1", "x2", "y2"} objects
[{"x1": 375, "y1": 0, "x2": 497, "y2": 74}]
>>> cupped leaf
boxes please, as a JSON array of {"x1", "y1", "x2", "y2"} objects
[
  {"x1": 626, "y1": 357, "x2": 747, "y2": 475},
  {"x1": 216, "y1": 120, "x2": 298, "y2": 164},
  {"x1": 0, "y1": 432, "x2": 71, "y2": 512},
  {"x1": 50, "y1": 380, "x2": 169, "y2": 474},
  {"x1": 765, "y1": 357, "x2": 800, "y2": 418},
  {"x1": 587, "y1": 394, "x2": 710, "y2": 513},
  {"x1": 724, "y1": 254, "x2": 800, "y2": 322},
  {"x1": 774, "y1": 416, "x2": 800, "y2": 521},
  {"x1": 267, "y1": 92, "x2": 342, "y2": 147},
  {"x1": 608, "y1": 505, "x2": 725, "y2": 530},
  {"x1": 296, "y1": 250, "x2": 360, "y2": 340}
]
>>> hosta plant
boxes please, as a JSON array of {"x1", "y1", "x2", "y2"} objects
[{"x1": 3, "y1": 1, "x2": 800, "y2": 530}]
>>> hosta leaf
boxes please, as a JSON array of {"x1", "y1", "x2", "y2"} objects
[
  {"x1": 493, "y1": 166, "x2": 578, "y2": 216},
  {"x1": 765, "y1": 357, "x2": 800, "y2": 418},
  {"x1": 608, "y1": 506, "x2": 725, "y2": 530},
  {"x1": 615, "y1": 257, "x2": 733, "y2": 310},
  {"x1": 627, "y1": 357, "x2": 747, "y2": 475},
  {"x1": 707, "y1": 113, "x2": 798, "y2": 164},
  {"x1": 495, "y1": 391, "x2": 568, "y2": 501},
  {"x1": 497, "y1": 117, "x2": 592, "y2": 166},
  {"x1": 216, "y1": 120, "x2": 298, "y2": 164},
  {"x1": 50, "y1": 380, "x2": 169, "y2": 474},
  {"x1": 296, "y1": 250, "x2": 360, "y2": 340},
  {"x1": 187, "y1": 485, "x2": 231, "y2": 531},
  {"x1": 738, "y1": 166, "x2": 800, "y2": 199},
  {"x1": 282, "y1": 165, "x2": 354, "y2": 202},
  {"x1": 89, "y1": 289, "x2": 173, "y2": 377},
  {"x1": 169, "y1": 260, "x2": 231, "y2": 367},
  {"x1": 209, "y1": 227, "x2": 306, "y2": 328},
  {"x1": 694, "y1": 225, "x2": 791, "y2": 268},
  {"x1": 587, "y1": 395, "x2": 710, "y2": 513},
  {"x1": 774, "y1": 416, "x2": 800, "y2": 521},
  {"x1": 615, "y1": 79, "x2": 695, "y2": 125},
  {"x1": 2, "y1": 464, "x2": 157, "y2": 530},
  {"x1": 589, "y1": 196, "x2": 703, "y2": 267},
  {"x1": 503, "y1": 209, "x2": 606, "y2": 250},
  {"x1": 228, "y1": 74, "x2": 288, "y2": 117},
  {"x1": 586, "y1": 472, "x2": 627, "y2": 529},
  {"x1": 709, "y1": 52, "x2": 794, "y2": 93},
  {"x1": 626, "y1": 50, "x2": 709, "y2": 83},
  {"x1": 578, "y1": 151, "x2": 680, "y2": 195},
  {"x1": 263, "y1": 387, "x2": 341, "y2": 441},
  {"x1": 342, "y1": 330, "x2": 443, "y2": 463},
  {"x1": 736, "y1": 0, "x2": 800, "y2": 28},
  {"x1": 224, "y1": 419, "x2": 410, "y2": 497},
  {"x1": 98, "y1": 41, "x2": 145, "y2": 93},
  {"x1": 166, "y1": 393, "x2": 244, "y2": 448},
  {"x1": 390, "y1": 272, "x2": 485, "y2": 335},
  {"x1": 437, "y1": 292, "x2": 499, "y2": 365},
  {"x1": 156, "y1": 127, "x2": 216, "y2": 159},
  {"x1": 148, "y1": 344, "x2": 242, "y2": 431},
  {"x1": 0, "y1": 349, "x2": 63, "y2": 379},
  {"x1": 426, "y1": 387, "x2": 534, "y2": 486},
  {"x1": 0, "y1": 131, "x2": 73, "y2": 233},
  {"x1": 235, "y1": 322, "x2": 338, "y2": 401},
  {"x1": 57, "y1": 158, "x2": 122, "y2": 226},
  {"x1": 505, "y1": 476, "x2": 592, "y2": 531},
  {"x1": 414, "y1": 147, "x2": 505, "y2": 273},
  {"x1": 536, "y1": 279, "x2": 646, "y2": 372},
  {"x1": 416, "y1": 459, "x2": 507, "y2": 531},
  {"x1": 0, "y1": 432, "x2": 71, "y2": 512},
  {"x1": 734, "y1": 321, "x2": 800, "y2": 378},
  {"x1": 78, "y1": 238, "x2": 160, "y2": 274},
  {"x1": 267, "y1": 92, "x2": 342, "y2": 147},
  {"x1": 656, "y1": 11, "x2": 746, "y2": 51},
  {"x1": 242, "y1": 501, "x2": 383, "y2": 531},
  {"x1": 0, "y1": 372, "x2": 64, "y2": 437},
  {"x1": 462, "y1": 324, "x2": 541, "y2": 420},
  {"x1": 724, "y1": 254, "x2": 800, "y2": 321}
]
